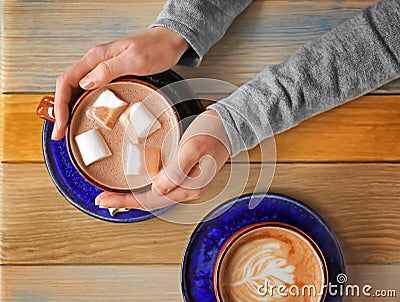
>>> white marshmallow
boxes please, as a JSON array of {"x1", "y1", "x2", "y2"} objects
[
  {"x1": 120, "y1": 118, "x2": 139, "y2": 144},
  {"x1": 127, "y1": 102, "x2": 161, "y2": 138},
  {"x1": 125, "y1": 143, "x2": 161, "y2": 176},
  {"x1": 75, "y1": 128, "x2": 112, "y2": 166},
  {"x1": 94, "y1": 90, "x2": 127, "y2": 108},
  {"x1": 87, "y1": 90, "x2": 128, "y2": 129},
  {"x1": 108, "y1": 208, "x2": 130, "y2": 216},
  {"x1": 126, "y1": 144, "x2": 142, "y2": 175}
]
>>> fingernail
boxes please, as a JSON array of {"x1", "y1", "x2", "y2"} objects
[
  {"x1": 51, "y1": 130, "x2": 57, "y2": 140},
  {"x1": 51, "y1": 121, "x2": 60, "y2": 140},
  {"x1": 98, "y1": 200, "x2": 108, "y2": 208},
  {"x1": 80, "y1": 77, "x2": 94, "y2": 90},
  {"x1": 95, "y1": 195, "x2": 101, "y2": 205}
]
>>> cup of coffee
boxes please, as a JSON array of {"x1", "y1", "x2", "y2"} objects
[
  {"x1": 213, "y1": 222, "x2": 328, "y2": 302},
  {"x1": 37, "y1": 74, "x2": 197, "y2": 193}
]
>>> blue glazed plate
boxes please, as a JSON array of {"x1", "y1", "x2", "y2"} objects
[
  {"x1": 41, "y1": 70, "x2": 204, "y2": 223},
  {"x1": 42, "y1": 121, "x2": 174, "y2": 223},
  {"x1": 181, "y1": 193, "x2": 345, "y2": 302}
]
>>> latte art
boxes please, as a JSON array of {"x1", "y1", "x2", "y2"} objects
[
  {"x1": 228, "y1": 242, "x2": 295, "y2": 301},
  {"x1": 217, "y1": 226, "x2": 326, "y2": 302}
]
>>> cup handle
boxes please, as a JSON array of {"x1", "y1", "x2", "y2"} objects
[{"x1": 37, "y1": 96, "x2": 56, "y2": 123}]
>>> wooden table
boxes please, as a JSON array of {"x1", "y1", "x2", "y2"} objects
[{"x1": 1, "y1": 1, "x2": 399, "y2": 301}]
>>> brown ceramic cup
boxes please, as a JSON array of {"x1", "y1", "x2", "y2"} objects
[
  {"x1": 37, "y1": 77, "x2": 182, "y2": 193},
  {"x1": 213, "y1": 222, "x2": 328, "y2": 302}
]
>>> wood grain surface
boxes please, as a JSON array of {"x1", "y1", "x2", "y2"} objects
[
  {"x1": 3, "y1": 0, "x2": 399, "y2": 93},
  {"x1": 1, "y1": 162, "x2": 400, "y2": 265},
  {"x1": 2, "y1": 265, "x2": 182, "y2": 302},
  {"x1": 2, "y1": 0, "x2": 400, "y2": 300},
  {"x1": 2, "y1": 94, "x2": 400, "y2": 163},
  {"x1": 2, "y1": 265, "x2": 399, "y2": 301}
]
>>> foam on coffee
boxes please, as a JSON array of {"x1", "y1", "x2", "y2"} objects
[
  {"x1": 68, "y1": 81, "x2": 180, "y2": 191},
  {"x1": 216, "y1": 225, "x2": 326, "y2": 302}
]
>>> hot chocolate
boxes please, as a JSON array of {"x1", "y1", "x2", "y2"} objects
[
  {"x1": 68, "y1": 80, "x2": 180, "y2": 192},
  {"x1": 215, "y1": 224, "x2": 327, "y2": 302}
]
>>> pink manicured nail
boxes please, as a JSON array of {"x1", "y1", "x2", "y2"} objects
[
  {"x1": 80, "y1": 77, "x2": 94, "y2": 89},
  {"x1": 51, "y1": 130, "x2": 57, "y2": 140},
  {"x1": 51, "y1": 121, "x2": 60, "y2": 140}
]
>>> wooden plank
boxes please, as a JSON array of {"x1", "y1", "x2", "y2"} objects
[
  {"x1": 345, "y1": 266, "x2": 400, "y2": 301},
  {"x1": 2, "y1": 94, "x2": 400, "y2": 163},
  {"x1": 0, "y1": 94, "x2": 44, "y2": 163},
  {"x1": 3, "y1": 0, "x2": 398, "y2": 93},
  {"x1": 1, "y1": 162, "x2": 400, "y2": 264},
  {"x1": 1, "y1": 265, "x2": 399, "y2": 301},
  {"x1": 271, "y1": 94, "x2": 400, "y2": 162},
  {"x1": 2, "y1": 265, "x2": 182, "y2": 302}
]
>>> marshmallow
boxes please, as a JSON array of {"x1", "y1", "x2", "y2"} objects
[
  {"x1": 108, "y1": 208, "x2": 130, "y2": 216},
  {"x1": 120, "y1": 102, "x2": 161, "y2": 138},
  {"x1": 75, "y1": 128, "x2": 112, "y2": 166},
  {"x1": 87, "y1": 90, "x2": 128, "y2": 129},
  {"x1": 125, "y1": 143, "x2": 161, "y2": 176},
  {"x1": 126, "y1": 144, "x2": 142, "y2": 175},
  {"x1": 120, "y1": 118, "x2": 139, "y2": 144}
]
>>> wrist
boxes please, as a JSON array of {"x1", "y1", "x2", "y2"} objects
[
  {"x1": 149, "y1": 27, "x2": 189, "y2": 56},
  {"x1": 182, "y1": 110, "x2": 231, "y2": 156}
]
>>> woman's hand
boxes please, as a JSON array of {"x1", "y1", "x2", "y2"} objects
[
  {"x1": 51, "y1": 27, "x2": 189, "y2": 140},
  {"x1": 95, "y1": 110, "x2": 231, "y2": 211}
]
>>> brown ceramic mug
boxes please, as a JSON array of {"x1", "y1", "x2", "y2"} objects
[
  {"x1": 213, "y1": 222, "x2": 328, "y2": 302},
  {"x1": 37, "y1": 77, "x2": 182, "y2": 193}
]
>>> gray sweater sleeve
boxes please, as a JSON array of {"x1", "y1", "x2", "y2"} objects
[
  {"x1": 152, "y1": 0, "x2": 400, "y2": 157},
  {"x1": 208, "y1": 0, "x2": 400, "y2": 156},
  {"x1": 150, "y1": 0, "x2": 252, "y2": 67}
]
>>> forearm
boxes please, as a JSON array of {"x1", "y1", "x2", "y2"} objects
[
  {"x1": 150, "y1": 0, "x2": 252, "y2": 67},
  {"x1": 209, "y1": 0, "x2": 400, "y2": 156}
]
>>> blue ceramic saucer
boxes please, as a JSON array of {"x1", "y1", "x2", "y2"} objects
[
  {"x1": 41, "y1": 70, "x2": 204, "y2": 223},
  {"x1": 181, "y1": 193, "x2": 345, "y2": 302},
  {"x1": 42, "y1": 121, "x2": 174, "y2": 223}
]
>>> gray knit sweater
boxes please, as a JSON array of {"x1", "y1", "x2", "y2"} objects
[{"x1": 151, "y1": 0, "x2": 400, "y2": 156}]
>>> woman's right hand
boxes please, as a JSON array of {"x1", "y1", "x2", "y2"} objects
[{"x1": 51, "y1": 27, "x2": 189, "y2": 140}]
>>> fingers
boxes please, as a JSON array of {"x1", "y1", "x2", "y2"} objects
[
  {"x1": 153, "y1": 140, "x2": 203, "y2": 195},
  {"x1": 96, "y1": 164, "x2": 207, "y2": 211},
  {"x1": 96, "y1": 185, "x2": 205, "y2": 211},
  {"x1": 51, "y1": 44, "x2": 112, "y2": 140},
  {"x1": 94, "y1": 191, "x2": 113, "y2": 205},
  {"x1": 95, "y1": 191, "x2": 144, "y2": 210},
  {"x1": 79, "y1": 53, "x2": 129, "y2": 90},
  {"x1": 52, "y1": 78, "x2": 72, "y2": 140},
  {"x1": 51, "y1": 28, "x2": 191, "y2": 140},
  {"x1": 152, "y1": 110, "x2": 230, "y2": 193},
  {"x1": 96, "y1": 191, "x2": 167, "y2": 211},
  {"x1": 95, "y1": 111, "x2": 230, "y2": 211},
  {"x1": 78, "y1": 41, "x2": 160, "y2": 89}
]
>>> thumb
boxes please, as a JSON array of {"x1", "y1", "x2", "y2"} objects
[
  {"x1": 153, "y1": 141, "x2": 202, "y2": 195},
  {"x1": 79, "y1": 54, "x2": 128, "y2": 90}
]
